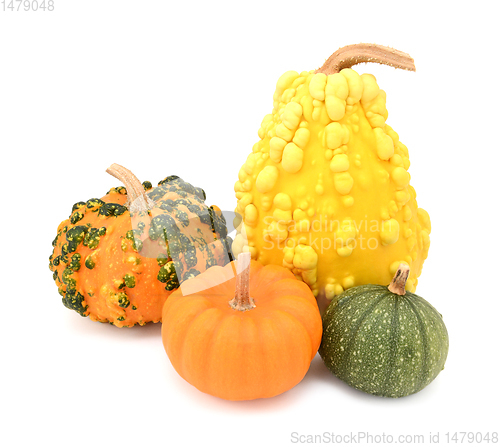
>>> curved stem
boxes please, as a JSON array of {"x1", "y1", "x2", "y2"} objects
[
  {"x1": 106, "y1": 163, "x2": 154, "y2": 213},
  {"x1": 388, "y1": 264, "x2": 410, "y2": 295},
  {"x1": 316, "y1": 43, "x2": 415, "y2": 75},
  {"x1": 229, "y1": 252, "x2": 255, "y2": 311}
]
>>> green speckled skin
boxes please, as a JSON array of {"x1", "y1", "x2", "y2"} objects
[{"x1": 319, "y1": 285, "x2": 449, "y2": 398}]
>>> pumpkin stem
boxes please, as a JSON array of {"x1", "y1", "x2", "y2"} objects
[
  {"x1": 106, "y1": 163, "x2": 155, "y2": 213},
  {"x1": 229, "y1": 252, "x2": 255, "y2": 311},
  {"x1": 388, "y1": 264, "x2": 410, "y2": 295},
  {"x1": 316, "y1": 43, "x2": 415, "y2": 75}
]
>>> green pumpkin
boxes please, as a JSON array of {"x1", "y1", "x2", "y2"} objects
[{"x1": 319, "y1": 265, "x2": 449, "y2": 398}]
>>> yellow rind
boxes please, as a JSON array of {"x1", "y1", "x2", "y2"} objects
[{"x1": 233, "y1": 69, "x2": 430, "y2": 308}]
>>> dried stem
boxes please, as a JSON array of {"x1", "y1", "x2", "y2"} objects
[
  {"x1": 106, "y1": 163, "x2": 154, "y2": 213},
  {"x1": 316, "y1": 43, "x2": 415, "y2": 75},
  {"x1": 388, "y1": 264, "x2": 410, "y2": 295},
  {"x1": 229, "y1": 252, "x2": 255, "y2": 311}
]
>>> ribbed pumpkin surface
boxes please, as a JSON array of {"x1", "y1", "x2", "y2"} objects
[
  {"x1": 162, "y1": 259, "x2": 323, "y2": 401},
  {"x1": 319, "y1": 284, "x2": 448, "y2": 397}
]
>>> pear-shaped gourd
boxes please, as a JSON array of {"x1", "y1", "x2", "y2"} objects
[{"x1": 232, "y1": 44, "x2": 431, "y2": 312}]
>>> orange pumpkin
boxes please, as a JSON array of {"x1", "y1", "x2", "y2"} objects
[
  {"x1": 49, "y1": 164, "x2": 233, "y2": 327},
  {"x1": 161, "y1": 252, "x2": 322, "y2": 400}
]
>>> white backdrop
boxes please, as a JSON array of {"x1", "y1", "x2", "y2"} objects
[{"x1": 1, "y1": 1, "x2": 499, "y2": 446}]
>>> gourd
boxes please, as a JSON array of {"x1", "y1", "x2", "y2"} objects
[
  {"x1": 49, "y1": 163, "x2": 233, "y2": 327},
  {"x1": 161, "y1": 252, "x2": 322, "y2": 401},
  {"x1": 232, "y1": 43, "x2": 431, "y2": 312},
  {"x1": 319, "y1": 264, "x2": 448, "y2": 398}
]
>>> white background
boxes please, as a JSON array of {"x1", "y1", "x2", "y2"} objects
[{"x1": 1, "y1": 1, "x2": 499, "y2": 446}]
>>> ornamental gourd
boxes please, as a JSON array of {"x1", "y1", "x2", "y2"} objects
[
  {"x1": 49, "y1": 164, "x2": 233, "y2": 327},
  {"x1": 161, "y1": 252, "x2": 322, "y2": 401},
  {"x1": 232, "y1": 44, "x2": 431, "y2": 312},
  {"x1": 319, "y1": 264, "x2": 449, "y2": 398}
]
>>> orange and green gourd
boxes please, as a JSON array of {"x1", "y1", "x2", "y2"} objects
[
  {"x1": 232, "y1": 44, "x2": 431, "y2": 312},
  {"x1": 49, "y1": 163, "x2": 233, "y2": 327}
]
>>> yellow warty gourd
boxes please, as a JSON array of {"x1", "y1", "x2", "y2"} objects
[{"x1": 232, "y1": 44, "x2": 431, "y2": 311}]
